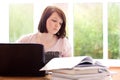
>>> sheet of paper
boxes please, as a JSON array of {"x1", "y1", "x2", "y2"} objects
[{"x1": 40, "y1": 56, "x2": 86, "y2": 71}]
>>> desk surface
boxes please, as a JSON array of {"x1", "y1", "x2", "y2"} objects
[
  {"x1": 0, "y1": 74, "x2": 112, "y2": 80},
  {"x1": 0, "y1": 75, "x2": 51, "y2": 80}
]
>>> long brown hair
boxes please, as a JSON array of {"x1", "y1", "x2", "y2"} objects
[{"x1": 38, "y1": 6, "x2": 66, "y2": 38}]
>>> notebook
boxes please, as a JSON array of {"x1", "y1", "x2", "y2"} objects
[{"x1": 0, "y1": 43, "x2": 45, "y2": 77}]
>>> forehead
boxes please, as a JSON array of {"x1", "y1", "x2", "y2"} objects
[{"x1": 49, "y1": 12, "x2": 63, "y2": 21}]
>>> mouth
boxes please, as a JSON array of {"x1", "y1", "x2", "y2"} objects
[{"x1": 53, "y1": 28, "x2": 58, "y2": 31}]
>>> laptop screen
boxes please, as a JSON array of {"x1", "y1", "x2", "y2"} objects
[{"x1": 0, "y1": 43, "x2": 45, "y2": 77}]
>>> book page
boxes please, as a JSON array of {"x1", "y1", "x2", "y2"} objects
[{"x1": 40, "y1": 56, "x2": 87, "y2": 71}]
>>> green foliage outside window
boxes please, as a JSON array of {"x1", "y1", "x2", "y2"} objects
[
  {"x1": 108, "y1": 3, "x2": 120, "y2": 59},
  {"x1": 74, "y1": 3, "x2": 103, "y2": 59},
  {"x1": 9, "y1": 4, "x2": 33, "y2": 42}
]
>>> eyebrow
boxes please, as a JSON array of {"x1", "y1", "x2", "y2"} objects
[{"x1": 52, "y1": 17, "x2": 63, "y2": 22}]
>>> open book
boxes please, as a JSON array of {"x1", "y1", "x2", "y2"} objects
[
  {"x1": 40, "y1": 56, "x2": 107, "y2": 71},
  {"x1": 40, "y1": 56, "x2": 111, "y2": 80},
  {"x1": 50, "y1": 56, "x2": 108, "y2": 75}
]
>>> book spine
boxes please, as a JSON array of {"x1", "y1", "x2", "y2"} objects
[
  {"x1": 52, "y1": 76, "x2": 111, "y2": 80},
  {"x1": 52, "y1": 72, "x2": 110, "y2": 79}
]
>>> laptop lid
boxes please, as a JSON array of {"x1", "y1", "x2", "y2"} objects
[{"x1": 0, "y1": 43, "x2": 45, "y2": 77}]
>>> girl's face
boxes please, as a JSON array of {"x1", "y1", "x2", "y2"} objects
[{"x1": 46, "y1": 12, "x2": 63, "y2": 35}]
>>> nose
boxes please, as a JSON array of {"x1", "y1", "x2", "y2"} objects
[{"x1": 55, "y1": 22, "x2": 60, "y2": 28}]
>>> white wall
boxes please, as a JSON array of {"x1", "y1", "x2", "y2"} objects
[{"x1": 0, "y1": 2, "x2": 9, "y2": 42}]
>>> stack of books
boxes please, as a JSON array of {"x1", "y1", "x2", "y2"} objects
[
  {"x1": 51, "y1": 56, "x2": 111, "y2": 80},
  {"x1": 40, "y1": 56, "x2": 111, "y2": 80},
  {"x1": 51, "y1": 66, "x2": 110, "y2": 80}
]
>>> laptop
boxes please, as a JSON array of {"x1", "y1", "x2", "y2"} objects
[{"x1": 0, "y1": 43, "x2": 45, "y2": 77}]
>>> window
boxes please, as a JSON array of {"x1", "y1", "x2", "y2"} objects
[
  {"x1": 0, "y1": 0, "x2": 120, "y2": 66},
  {"x1": 108, "y1": 3, "x2": 120, "y2": 59},
  {"x1": 74, "y1": 3, "x2": 103, "y2": 59},
  {"x1": 9, "y1": 3, "x2": 34, "y2": 42}
]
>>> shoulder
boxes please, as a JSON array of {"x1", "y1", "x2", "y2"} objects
[
  {"x1": 16, "y1": 32, "x2": 38, "y2": 43},
  {"x1": 58, "y1": 37, "x2": 70, "y2": 44},
  {"x1": 58, "y1": 37, "x2": 69, "y2": 41},
  {"x1": 57, "y1": 37, "x2": 71, "y2": 49}
]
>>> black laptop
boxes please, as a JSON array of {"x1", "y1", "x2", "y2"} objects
[{"x1": 0, "y1": 43, "x2": 45, "y2": 77}]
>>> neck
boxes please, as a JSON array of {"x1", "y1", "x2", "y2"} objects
[
  {"x1": 42, "y1": 33, "x2": 55, "y2": 38},
  {"x1": 38, "y1": 32, "x2": 58, "y2": 50},
  {"x1": 41, "y1": 33, "x2": 55, "y2": 39}
]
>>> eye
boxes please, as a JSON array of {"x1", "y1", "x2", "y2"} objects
[
  {"x1": 51, "y1": 19, "x2": 62, "y2": 26},
  {"x1": 51, "y1": 19, "x2": 57, "y2": 22}
]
